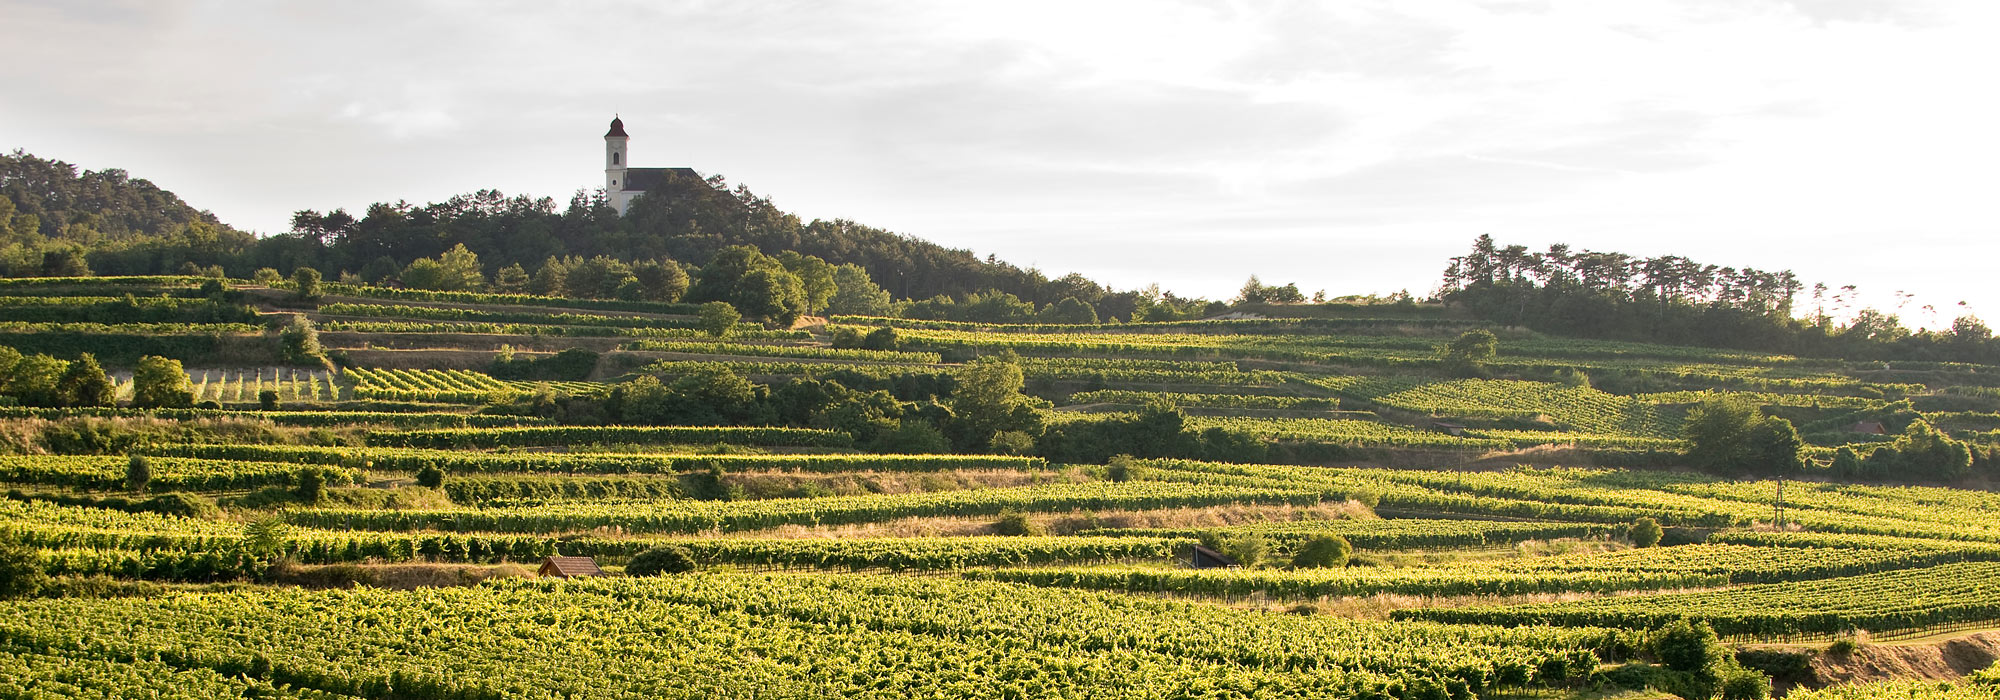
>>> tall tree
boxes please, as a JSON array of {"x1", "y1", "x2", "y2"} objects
[
  {"x1": 55, "y1": 353, "x2": 114, "y2": 407},
  {"x1": 131, "y1": 355, "x2": 193, "y2": 408},
  {"x1": 826, "y1": 263, "x2": 893, "y2": 316}
]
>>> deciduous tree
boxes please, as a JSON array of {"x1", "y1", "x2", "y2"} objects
[{"x1": 131, "y1": 355, "x2": 193, "y2": 408}]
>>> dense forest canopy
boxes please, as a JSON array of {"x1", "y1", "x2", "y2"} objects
[
  {"x1": 0, "y1": 151, "x2": 255, "y2": 278},
  {"x1": 0, "y1": 150, "x2": 241, "y2": 241}
]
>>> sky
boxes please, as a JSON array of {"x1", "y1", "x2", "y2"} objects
[{"x1": 2, "y1": 0, "x2": 1996, "y2": 327}]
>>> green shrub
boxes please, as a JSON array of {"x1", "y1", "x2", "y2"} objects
[
  {"x1": 1106, "y1": 454, "x2": 1135, "y2": 482},
  {"x1": 1290, "y1": 534, "x2": 1353, "y2": 569},
  {"x1": 131, "y1": 355, "x2": 194, "y2": 408},
  {"x1": 124, "y1": 455, "x2": 152, "y2": 492},
  {"x1": 1650, "y1": 619, "x2": 1726, "y2": 673},
  {"x1": 139, "y1": 492, "x2": 220, "y2": 519},
  {"x1": 1733, "y1": 648, "x2": 1813, "y2": 686},
  {"x1": 242, "y1": 517, "x2": 291, "y2": 558},
  {"x1": 292, "y1": 267, "x2": 322, "y2": 302},
  {"x1": 992, "y1": 509, "x2": 1044, "y2": 536},
  {"x1": 280, "y1": 317, "x2": 324, "y2": 364},
  {"x1": 296, "y1": 468, "x2": 325, "y2": 504},
  {"x1": 0, "y1": 538, "x2": 48, "y2": 599},
  {"x1": 1631, "y1": 516, "x2": 1663, "y2": 548},
  {"x1": 55, "y1": 353, "x2": 114, "y2": 407},
  {"x1": 1224, "y1": 532, "x2": 1272, "y2": 569},
  {"x1": 1719, "y1": 667, "x2": 1772, "y2": 700},
  {"x1": 698, "y1": 302, "x2": 741, "y2": 337},
  {"x1": 626, "y1": 545, "x2": 696, "y2": 576}
]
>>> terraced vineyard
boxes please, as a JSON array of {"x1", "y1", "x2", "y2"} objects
[
  {"x1": 187, "y1": 367, "x2": 341, "y2": 403},
  {"x1": 1395, "y1": 561, "x2": 2000, "y2": 638},
  {"x1": 1321, "y1": 376, "x2": 1680, "y2": 437},
  {"x1": 346, "y1": 367, "x2": 603, "y2": 402},
  {"x1": 3, "y1": 274, "x2": 1999, "y2": 699}
]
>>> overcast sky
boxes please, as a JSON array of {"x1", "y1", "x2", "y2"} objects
[{"x1": 3, "y1": 0, "x2": 1995, "y2": 326}]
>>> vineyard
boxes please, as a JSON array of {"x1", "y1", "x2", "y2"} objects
[
  {"x1": 345, "y1": 368, "x2": 603, "y2": 403},
  {"x1": 3, "y1": 274, "x2": 2000, "y2": 699},
  {"x1": 1394, "y1": 562, "x2": 2000, "y2": 638}
]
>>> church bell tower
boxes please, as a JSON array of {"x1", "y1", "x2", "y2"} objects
[{"x1": 604, "y1": 116, "x2": 629, "y2": 205}]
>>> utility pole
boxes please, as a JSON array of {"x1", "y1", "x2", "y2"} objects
[{"x1": 1774, "y1": 477, "x2": 1786, "y2": 529}]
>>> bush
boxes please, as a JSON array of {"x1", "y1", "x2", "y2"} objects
[
  {"x1": 860, "y1": 326, "x2": 899, "y2": 351},
  {"x1": 1290, "y1": 534, "x2": 1353, "y2": 569},
  {"x1": 1440, "y1": 329, "x2": 1498, "y2": 377},
  {"x1": 1650, "y1": 619, "x2": 1726, "y2": 673},
  {"x1": 626, "y1": 545, "x2": 697, "y2": 576},
  {"x1": 1105, "y1": 454, "x2": 1135, "y2": 482},
  {"x1": 415, "y1": 465, "x2": 444, "y2": 489},
  {"x1": 989, "y1": 430, "x2": 1035, "y2": 455},
  {"x1": 124, "y1": 455, "x2": 152, "y2": 492},
  {"x1": 1645, "y1": 619, "x2": 1765, "y2": 700},
  {"x1": 1631, "y1": 516, "x2": 1663, "y2": 548},
  {"x1": 131, "y1": 355, "x2": 194, "y2": 408},
  {"x1": 992, "y1": 509, "x2": 1044, "y2": 536},
  {"x1": 1720, "y1": 667, "x2": 1772, "y2": 700},
  {"x1": 259, "y1": 390, "x2": 279, "y2": 411},
  {"x1": 139, "y1": 492, "x2": 220, "y2": 519},
  {"x1": 280, "y1": 317, "x2": 324, "y2": 364},
  {"x1": 296, "y1": 468, "x2": 325, "y2": 504},
  {"x1": 242, "y1": 517, "x2": 291, "y2": 558},
  {"x1": 698, "y1": 302, "x2": 741, "y2": 337},
  {"x1": 0, "y1": 538, "x2": 48, "y2": 599},
  {"x1": 55, "y1": 353, "x2": 114, "y2": 407},
  {"x1": 1734, "y1": 648, "x2": 1813, "y2": 686},
  {"x1": 1224, "y1": 532, "x2": 1271, "y2": 568},
  {"x1": 292, "y1": 267, "x2": 322, "y2": 302}
]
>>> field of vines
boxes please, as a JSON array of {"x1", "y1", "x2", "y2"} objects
[
  {"x1": 1395, "y1": 562, "x2": 2000, "y2": 638},
  {"x1": 971, "y1": 565, "x2": 1725, "y2": 600},
  {"x1": 0, "y1": 575, "x2": 1621, "y2": 699},
  {"x1": 345, "y1": 367, "x2": 602, "y2": 402},
  {"x1": 9, "y1": 275, "x2": 2000, "y2": 697},
  {"x1": 186, "y1": 367, "x2": 341, "y2": 403}
]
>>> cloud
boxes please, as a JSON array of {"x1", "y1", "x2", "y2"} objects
[{"x1": 335, "y1": 102, "x2": 458, "y2": 139}]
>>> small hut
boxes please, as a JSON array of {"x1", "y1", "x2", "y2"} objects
[
  {"x1": 537, "y1": 556, "x2": 604, "y2": 579},
  {"x1": 1433, "y1": 422, "x2": 1469, "y2": 437},
  {"x1": 1845, "y1": 421, "x2": 1888, "y2": 435},
  {"x1": 1187, "y1": 545, "x2": 1238, "y2": 569}
]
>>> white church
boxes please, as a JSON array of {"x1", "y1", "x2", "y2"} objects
[{"x1": 602, "y1": 116, "x2": 699, "y2": 215}]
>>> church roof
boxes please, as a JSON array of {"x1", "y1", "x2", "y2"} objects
[
  {"x1": 605, "y1": 117, "x2": 628, "y2": 138},
  {"x1": 621, "y1": 167, "x2": 702, "y2": 192}
]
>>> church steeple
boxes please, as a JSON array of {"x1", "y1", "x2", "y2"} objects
[{"x1": 604, "y1": 115, "x2": 629, "y2": 201}]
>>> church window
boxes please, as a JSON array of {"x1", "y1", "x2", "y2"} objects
[{"x1": 612, "y1": 152, "x2": 620, "y2": 165}]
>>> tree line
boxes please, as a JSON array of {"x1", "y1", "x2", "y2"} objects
[
  {"x1": 1, "y1": 150, "x2": 1236, "y2": 323},
  {"x1": 1439, "y1": 235, "x2": 1998, "y2": 363}
]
